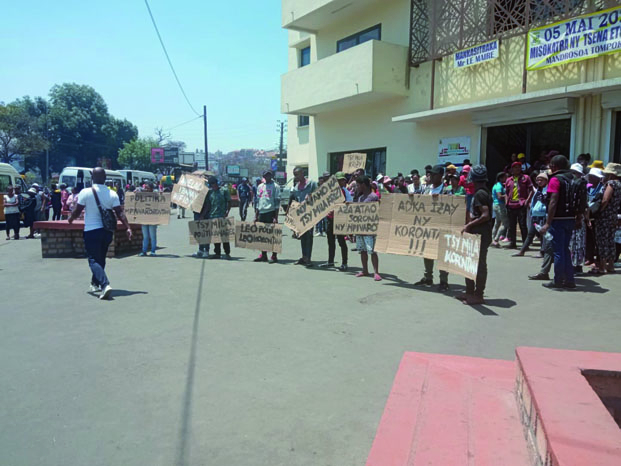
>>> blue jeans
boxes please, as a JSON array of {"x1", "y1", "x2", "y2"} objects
[
  {"x1": 300, "y1": 230, "x2": 313, "y2": 260},
  {"x1": 83, "y1": 228, "x2": 113, "y2": 288},
  {"x1": 194, "y1": 212, "x2": 209, "y2": 253},
  {"x1": 549, "y1": 219, "x2": 575, "y2": 285},
  {"x1": 142, "y1": 225, "x2": 157, "y2": 253}
]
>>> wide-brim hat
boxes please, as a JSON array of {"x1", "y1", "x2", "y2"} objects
[
  {"x1": 588, "y1": 167, "x2": 603, "y2": 178},
  {"x1": 335, "y1": 171, "x2": 346, "y2": 180},
  {"x1": 603, "y1": 162, "x2": 621, "y2": 177},
  {"x1": 570, "y1": 163, "x2": 584, "y2": 174},
  {"x1": 589, "y1": 160, "x2": 605, "y2": 169}
]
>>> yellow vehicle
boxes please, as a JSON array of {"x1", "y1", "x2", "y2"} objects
[{"x1": 0, "y1": 163, "x2": 28, "y2": 222}]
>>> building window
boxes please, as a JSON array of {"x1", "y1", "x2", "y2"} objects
[
  {"x1": 337, "y1": 24, "x2": 381, "y2": 53},
  {"x1": 300, "y1": 46, "x2": 310, "y2": 67},
  {"x1": 298, "y1": 115, "x2": 309, "y2": 127}
]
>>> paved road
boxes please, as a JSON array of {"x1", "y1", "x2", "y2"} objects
[{"x1": 1, "y1": 210, "x2": 619, "y2": 466}]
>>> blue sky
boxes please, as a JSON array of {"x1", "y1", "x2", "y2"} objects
[{"x1": 1, "y1": 1, "x2": 288, "y2": 153}]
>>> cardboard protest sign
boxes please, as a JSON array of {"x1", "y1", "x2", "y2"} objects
[
  {"x1": 375, "y1": 194, "x2": 467, "y2": 259},
  {"x1": 124, "y1": 192, "x2": 171, "y2": 225},
  {"x1": 189, "y1": 217, "x2": 235, "y2": 245},
  {"x1": 284, "y1": 201, "x2": 303, "y2": 233},
  {"x1": 333, "y1": 202, "x2": 380, "y2": 235},
  {"x1": 172, "y1": 174, "x2": 208, "y2": 213},
  {"x1": 342, "y1": 153, "x2": 366, "y2": 173},
  {"x1": 437, "y1": 230, "x2": 480, "y2": 280},
  {"x1": 235, "y1": 222, "x2": 282, "y2": 254},
  {"x1": 284, "y1": 176, "x2": 343, "y2": 235}
]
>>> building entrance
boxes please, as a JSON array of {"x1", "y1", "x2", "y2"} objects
[
  {"x1": 485, "y1": 119, "x2": 571, "y2": 176},
  {"x1": 329, "y1": 147, "x2": 386, "y2": 180}
]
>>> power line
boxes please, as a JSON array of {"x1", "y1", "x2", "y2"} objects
[
  {"x1": 164, "y1": 115, "x2": 203, "y2": 132},
  {"x1": 144, "y1": 0, "x2": 201, "y2": 117}
]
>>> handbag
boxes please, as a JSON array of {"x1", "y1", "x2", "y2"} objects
[
  {"x1": 92, "y1": 187, "x2": 117, "y2": 232},
  {"x1": 589, "y1": 192, "x2": 604, "y2": 219}
]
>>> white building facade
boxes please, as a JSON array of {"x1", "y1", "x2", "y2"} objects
[{"x1": 281, "y1": 0, "x2": 621, "y2": 180}]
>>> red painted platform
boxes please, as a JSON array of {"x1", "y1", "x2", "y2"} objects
[
  {"x1": 516, "y1": 347, "x2": 621, "y2": 466},
  {"x1": 366, "y1": 352, "x2": 530, "y2": 466}
]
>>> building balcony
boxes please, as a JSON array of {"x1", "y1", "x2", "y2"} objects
[
  {"x1": 282, "y1": 0, "x2": 380, "y2": 32},
  {"x1": 281, "y1": 40, "x2": 409, "y2": 115}
]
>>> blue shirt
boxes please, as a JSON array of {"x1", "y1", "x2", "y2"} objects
[{"x1": 491, "y1": 182, "x2": 505, "y2": 206}]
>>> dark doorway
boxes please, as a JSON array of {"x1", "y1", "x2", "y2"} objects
[
  {"x1": 614, "y1": 111, "x2": 621, "y2": 163},
  {"x1": 485, "y1": 119, "x2": 571, "y2": 177},
  {"x1": 329, "y1": 147, "x2": 386, "y2": 180}
]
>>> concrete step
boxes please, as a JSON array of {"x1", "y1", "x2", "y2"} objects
[
  {"x1": 366, "y1": 352, "x2": 530, "y2": 465},
  {"x1": 516, "y1": 347, "x2": 621, "y2": 466}
]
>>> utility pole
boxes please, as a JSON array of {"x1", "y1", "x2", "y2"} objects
[
  {"x1": 203, "y1": 105, "x2": 209, "y2": 172},
  {"x1": 277, "y1": 120, "x2": 287, "y2": 177}
]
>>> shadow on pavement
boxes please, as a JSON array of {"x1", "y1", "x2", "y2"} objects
[
  {"x1": 573, "y1": 278, "x2": 610, "y2": 294},
  {"x1": 175, "y1": 260, "x2": 206, "y2": 466},
  {"x1": 110, "y1": 290, "x2": 149, "y2": 299}
]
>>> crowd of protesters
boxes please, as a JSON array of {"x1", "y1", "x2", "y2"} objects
[{"x1": 5, "y1": 155, "x2": 620, "y2": 303}]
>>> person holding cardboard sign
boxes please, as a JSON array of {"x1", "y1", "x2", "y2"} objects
[
  {"x1": 354, "y1": 175, "x2": 382, "y2": 281},
  {"x1": 254, "y1": 170, "x2": 281, "y2": 264},
  {"x1": 289, "y1": 167, "x2": 318, "y2": 267},
  {"x1": 414, "y1": 165, "x2": 452, "y2": 291},
  {"x1": 319, "y1": 172, "x2": 352, "y2": 271},
  {"x1": 205, "y1": 176, "x2": 232, "y2": 259},
  {"x1": 459, "y1": 165, "x2": 493, "y2": 305}
]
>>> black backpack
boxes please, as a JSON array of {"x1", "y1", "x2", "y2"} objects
[{"x1": 553, "y1": 171, "x2": 587, "y2": 218}]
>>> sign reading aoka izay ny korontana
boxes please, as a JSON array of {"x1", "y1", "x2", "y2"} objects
[{"x1": 528, "y1": 6, "x2": 621, "y2": 70}]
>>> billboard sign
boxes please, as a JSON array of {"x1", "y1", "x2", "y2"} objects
[
  {"x1": 226, "y1": 165, "x2": 240, "y2": 175},
  {"x1": 151, "y1": 148, "x2": 164, "y2": 164}
]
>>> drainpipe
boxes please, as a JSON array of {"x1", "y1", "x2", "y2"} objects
[{"x1": 576, "y1": 63, "x2": 587, "y2": 158}]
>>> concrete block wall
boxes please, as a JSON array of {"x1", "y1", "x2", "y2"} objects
[
  {"x1": 516, "y1": 363, "x2": 554, "y2": 466},
  {"x1": 40, "y1": 226, "x2": 143, "y2": 258}
]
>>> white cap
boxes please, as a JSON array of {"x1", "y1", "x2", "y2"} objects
[
  {"x1": 570, "y1": 163, "x2": 584, "y2": 173},
  {"x1": 588, "y1": 167, "x2": 604, "y2": 178}
]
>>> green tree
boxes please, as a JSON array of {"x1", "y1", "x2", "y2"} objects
[
  {"x1": 117, "y1": 137, "x2": 159, "y2": 171},
  {"x1": 0, "y1": 98, "x2": 48, "y2": 165},
  {"x1": 48, "y1": 83, "x2": 137, "y2": 169}
]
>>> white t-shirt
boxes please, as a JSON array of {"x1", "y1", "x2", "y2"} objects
[
  {"x1": 77, "y1": 185, "x2": 120, "y2": 232},
  {"x1": 3, "y1": 195, "x2": 20, "y2": 215}
]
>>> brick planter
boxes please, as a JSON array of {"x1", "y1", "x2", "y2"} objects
[{"x1": 34, "y1": 221, "x2": 143, "y2": 258}]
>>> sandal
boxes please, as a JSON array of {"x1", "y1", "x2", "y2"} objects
[
  {"x1": 374, "y1": 273, "x2": 382, "y2": 281},
  {"x1": 355, "y1": 272, "x2": 369, "y2": 277},
  {"x1": 588, "y1": 268, "x2": 605, "y2": 275}
]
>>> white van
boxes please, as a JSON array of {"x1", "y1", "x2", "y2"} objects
[
  {"x1": 58, "y1": 167, "x2": 125, "y2": 190},
  {"x1": 0, "y1": 163, "x2": 28, "y2": 222},
  {"x1": 58, "y1": 167, "x2": 93, "y2": 189},
  {"x1": 118, "y1": 170, "x2": 157, "y2": 186},
  {"x1": 104, "y1": 170, "x2": 125, "y2": 188}
]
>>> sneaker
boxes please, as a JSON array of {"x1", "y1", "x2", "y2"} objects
[
  {"x1": 192, "y1": 251, "x2": 205, "y2": 258},
  {"x1": 150, "y1": 252, "x2": 157, "y2": 257},
  {"x1": 269, "y1": 255, "x2": 278, "y2": 264},
  {"x1": 254, "y1": 255, "x2": 268, "y2": 262},
  {"x1": 437, "y1": 282, "x2": 449, "y2": 292},
  {"x1": 208, "y1": 254, "x2": 221, "y2": 260},
  {"x1": 89, "y1": 284, "x2": 101, "y2": 293},
  {"x1": 528, "y1": 273, "x2": 550, "y2": 280},
  {"x1": 225, "y1": 254, "x2": 231, "y2": 260},
  {"x1": 564, "y1": 282, "x2": 577, "y2": 289},
  {"x1": 139, "y1": 252, "x2": 147, "y2": 257},
  {"x1": 338, "y1": 264, "x2": 348, "y2": 272},
  {"x1": 319, "y1": 262, "x2": 335, "y2": 268},
  {"x1": 414, "y1": 278, "x2": 433, "y2": 286},
  {"x1": 99, "y1": 285, "x2": 112, "y2": 300}
]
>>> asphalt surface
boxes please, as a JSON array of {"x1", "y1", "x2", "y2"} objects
[{"x1": 1, "y1": 210, "x2": 620, "y2": 466}]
